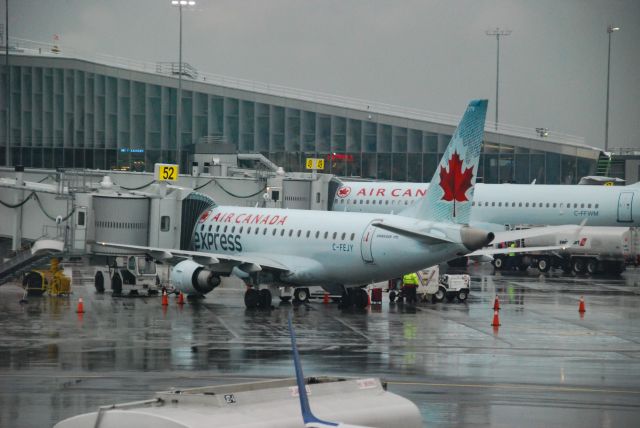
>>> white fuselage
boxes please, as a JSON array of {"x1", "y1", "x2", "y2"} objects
[
  {"x1": 191, "y1": 207, "x2": 468, "y2": 287},
  {"x1": 332, "y1": 182, "x2": 640, "y2": 227}
]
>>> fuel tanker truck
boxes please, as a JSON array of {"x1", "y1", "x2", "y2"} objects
[{"x1": 492, "y1": 227, "x2": 638, "y2": 275}]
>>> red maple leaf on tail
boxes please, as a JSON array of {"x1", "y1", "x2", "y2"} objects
[{"x1": 439, "y1": 151, "x2": 474, "y2": 217}]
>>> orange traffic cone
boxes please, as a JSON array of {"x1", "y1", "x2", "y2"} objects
[
  {"x1": 177, "y1": 292, "x2": 185, "y2": 305},
  {"x1": 578, "y1": 296, "x2": 586, "y2": 313},
  {"x1": 161, "y1": 290, "x2": 169, "y2": 306},
  {"x1": 76, "y1": 297, "x2": 85, "y2": 314},
  {"x1": 493, "y1": 296, "x2": 500, "y2": 311},
  {"x1": 491, "y1": 310, "x2": 501, "y2": 327},
  {"x1": 323, "y1": 292, "x2": 330, "y2": 304}
]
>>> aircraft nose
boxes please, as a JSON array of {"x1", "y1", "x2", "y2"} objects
[{"x1": 460, "y1": 227, "x2": 495, "y2": 252}]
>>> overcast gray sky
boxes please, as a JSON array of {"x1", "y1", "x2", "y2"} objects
[{"x1": 6, "y1": 0, "x2": 640, "y2": 150}]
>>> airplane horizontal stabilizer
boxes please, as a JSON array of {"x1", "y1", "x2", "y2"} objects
[{"x1": 372, "y1": 222, "x2": 455, "y2": 244}]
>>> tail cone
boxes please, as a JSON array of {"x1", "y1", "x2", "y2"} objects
[
  {"x1": 491, "y1": 310, "x2": 501, "y2": 327},
  {"x1": 177, "y1": 292, "x2": 185, "y2": 305},
  {"x1": 493, "y1": 296, "x2": 500, "y2": 311},
  {"x1": 323, "y1": 292, "x2": 329, "y2": 304},
  {"x1": 161, "y1": 290, "x2": 169, "y2": 306}
]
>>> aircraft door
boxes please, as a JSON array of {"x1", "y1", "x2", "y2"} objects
[
  {"x1": 618, "y1": 192, "x2": 634, "y2": 222},
  {"x1": 361, "y1": 221, "x2": 379, "y2": 264}
]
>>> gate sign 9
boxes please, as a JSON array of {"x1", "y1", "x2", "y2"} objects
[{"x1": 154, "y1": 163, "x2": 179, "y2": 182}]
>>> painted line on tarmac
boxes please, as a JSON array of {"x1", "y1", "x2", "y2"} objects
[
  {"x1": 331, "y1": 317, "x2": 374, "y2": 342},
  {"x1": 387, "y1": 381, "x2": 640, "y2": 395}
]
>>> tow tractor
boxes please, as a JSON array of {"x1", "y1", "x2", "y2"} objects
[
  {"x1": 389, "y1": 266, "x2": 470, "y2": 303},
  {"x1": 94, "y1": 256, "x2": 162, "y2": 296}
]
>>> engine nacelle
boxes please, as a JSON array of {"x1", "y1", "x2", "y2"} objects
[{"x1": 171, "y1": 260, "x2": 221, "y2": 296}]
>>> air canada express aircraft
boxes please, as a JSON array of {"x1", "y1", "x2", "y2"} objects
[
  {"x1": 98, "y1": 99, "x2": 552, "y2": 310},
  {"x1": 331, "y1": 179, "x2": 640, "y2": 229}
]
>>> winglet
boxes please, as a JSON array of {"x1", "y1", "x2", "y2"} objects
[{"x1": 288, "y1": 314, "x2": 338, "y2": 427}]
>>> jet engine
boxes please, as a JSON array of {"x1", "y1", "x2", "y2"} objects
[{"x1": 171, "y1": 260, "x2": 221, "y2": 296}]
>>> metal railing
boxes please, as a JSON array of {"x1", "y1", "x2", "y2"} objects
[{"x1": 7, "y1": 37, "x2": 594, "y2": 150}]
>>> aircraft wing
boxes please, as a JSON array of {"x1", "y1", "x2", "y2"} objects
[
  {"x1": 93, "y1": 241, "x2": 291, "y2": 272},
  {"x1": 491, "y1": 222, "x2": 585, "y2": 244},
  {"x1": 468, "y1": 245, "x2": 570, "y2": 257}
]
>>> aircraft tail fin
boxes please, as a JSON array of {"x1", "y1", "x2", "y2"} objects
[
  {"x1": 288, "y1": 314, "x2": 338, "y2": 427},
  {"x1": 401, "y1": 99, "x2": 488, "y2": 224}
]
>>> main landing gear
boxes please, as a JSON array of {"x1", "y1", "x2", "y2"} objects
[
  {"x1": 339, "y1": 287, "x2": 369, "y2": 310},
  {"x1": 244, "y1": 287, "x2": 273, "y2": 309}
]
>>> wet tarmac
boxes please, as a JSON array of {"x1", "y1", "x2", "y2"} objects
[{"x1": 1, "y1": 263, "x2": 640, "y2": 427}]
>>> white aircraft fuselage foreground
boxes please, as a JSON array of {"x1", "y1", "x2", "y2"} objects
[
  {"x1": 99, "y1": 100, "x2": 493, "y2": 309},
  {"x1": 332, "y1": 181, "x2": 640, "y2": 228}
]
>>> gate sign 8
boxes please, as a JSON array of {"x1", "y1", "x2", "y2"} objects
[
  {"x1": 305, "y1": 158, "x2": 325, "y2": 170},
  {"x1": 154, "y1": 163, "x2": 179, "y2": 182}
]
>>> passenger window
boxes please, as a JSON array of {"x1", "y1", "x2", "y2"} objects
[
  {"x1": 247, "y1": 227, "x2": 251, "y2": 234},
  {"x1": 485, "y1": 202, "x2": 489, "y2": 207},
  {"x1": 574, "y1": 203, "x2": 578, "y2": 208},
  {"x1": 231, "y1": 226, "x2": 235, "y2": 233},
  {"x1": 553, "y1": 203, "x2": 557, "y2": 208},
  {"x1": 340, "y1": 232, "x2": 345, "y2": 240},
  {"x1": 519, "y1": 202, "x2": 522, "y2": 207},
  {"x1": 297, "y1": 230, "x2": 301, "y2": 237},
  {"x1": 385, "y1": 200, "x2": 389, "y2": 205},
  {"x1": 272, "y1": 229, "x2": 277, "y2": 236},
  {"x1": 359, "y1": 200, "x2": 363, "y2": 204},
  {"x1": 595, "y1": 204, "x2": 599, "y2": 208},
  {"x1": 224, "y1": 225, "x2": 228, "y2": 233},
  {"x1": 216, "y1": 225, "x2": 220, "y2": 232},
  {"x1": 263, "y1": 229, "x2": 267, "y2": 235},
  {"x1": 239, "y1": 227, "x2": 243, "y2": 234},
  {"x1": 280, "y1": 229, "x2": 285, "y2": 236},
  {"x1": 332, "y1": 232, "x2": 337, "y2": 239},
  {"x1": 498, "y1": 202, "x2": 502, "y2": 207},
  {"x1": 208, "y1": 225, "x2": 212, "y2": 232},
  {"x1": 525, "y1": 203, "x2": 529, "y2": 207},
  {"x1": 289, "y1": 229, "x2": 293, "y2": 237},
  {"x1": 200, "y1": 224, "x2": 205, "y2": 231},
  {"x1": 306, "y1": 231, "x2": 310, "y2": 238},
  {"x1": 588, "y1": 204, "x2": 592, "y2": 208},
  {"x1": 491, "y1": 202, "x2": 495, "y2": 207},
  {"x1": 161, "y1": 216, "x2": 170, "y2": 232},
  {"x1": 581, "y1": 203, "x2": 585, "y2": 208},
  {"x1": 546, "y1": 203, "x2": 550, "y2": 208},
  {"x1": 324, "y1": 232, "x2": 328, "y2": 239},
  {"x1": 366, "y1": 200, "x2": 370, "y2": 204},
  {"x1": 532, "y1": 203, "x2": 536, "y2": 207},
  {"x1": 472, "y1": 202, "x2": 475, "y2": 206},
  {"x1": 511, "y1": 202, "x2": 515, "y2": 207},
  {"x1": 350, "y1": 233, "x2": 355, "y2": 240}
]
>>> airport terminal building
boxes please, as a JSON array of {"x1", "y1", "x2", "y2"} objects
[{"x1": 1, "y1": 40, "x2": 601, "y2": 184}]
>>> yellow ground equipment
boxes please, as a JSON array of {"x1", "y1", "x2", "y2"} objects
[{"x1": 22, "y1": 258, "x2": 71, "y2": 296}]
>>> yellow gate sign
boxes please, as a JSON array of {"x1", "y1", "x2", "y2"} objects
[
  {"x1": 155, "y1": 163, "x2": 179, "y2": 182},
  {"x1": 604, "y1": 182, "x2": 614, "y2": 186},
  {"x1": 305, "y1": 158, "x2": 325, "y2": 170}
]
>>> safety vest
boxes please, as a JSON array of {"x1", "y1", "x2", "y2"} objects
[
  {"x1": 403, "y1": 273, "x2": 419, "y2": 286},
  {"x1": 508, "y1": 243, "x2": 516, "y2": 257}
]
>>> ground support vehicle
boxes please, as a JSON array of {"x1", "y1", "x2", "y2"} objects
[
  {"x1": 388, "y1": 266, "x2": 470, "y2": 303},
  {"x1": 492, "y1": 227, "x2": 637, "y2": 275},
  {"x1": 94, "y1": 256, "x2": 161, "y2": 296}
]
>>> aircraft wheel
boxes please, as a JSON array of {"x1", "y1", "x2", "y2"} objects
[
  {"x1": 294, "y1": 288, "x2": 310, "y2": 304},
  {"x1": 258, "y1": 288, "x2": 272, "y2": 308},
  {"x1": 493, "y1": 257, "x2": 504, "y2": 270},
  {"x1": 95, "y1": 271, "x2": 105, "y2": 294},
  {"x1": 572, "y1": 258, "x2": 586, "y2": 275},
  {"x1": 339, "y1": 289, "x2": 352, "y2": 309},
  {"x1": 586, "y1": 259, "x2": 598, "y2": 275},
  {"x1": 537, "y1": 257, "x2": 551, "y2": 273},
  {"x1": 389, "y1": 290, "x2": 397, "y2": 303},
  {"x1": 244, "y1": 288, "x2": 260, "y2": 309},
  {"x1": 353, "y1": 288, "x2": 369, "y2": 309},
  {"x1": 457, "y1": 289, "x2": 469, "y2": 302},
  {"x1": 111, "y1": 273, "x2": 122, "y2": 296}
]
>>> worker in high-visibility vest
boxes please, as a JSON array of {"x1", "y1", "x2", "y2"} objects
[{"x1": 402, "y1": 272, "x2": 419, "y2": 304}]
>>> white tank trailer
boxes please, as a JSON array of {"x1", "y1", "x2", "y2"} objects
[{"x1": 492, "y1": 226, "x2": 638, "y2": 275}]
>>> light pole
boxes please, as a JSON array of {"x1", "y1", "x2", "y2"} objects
[
  {"x1": 605, "y1": 25, "x2": 620, "y2": 153},
  {"x1": 4, "y1": 0, "x2": 10, "y2": 166},
  {"x1": 171, "y1": 0, "x2": 196, "y2": 171},
  {"x1": 486, "y1": 27, "x2": 511, "y2": 131}
]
